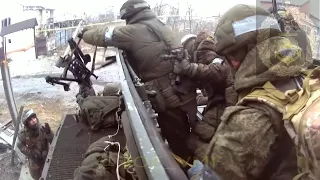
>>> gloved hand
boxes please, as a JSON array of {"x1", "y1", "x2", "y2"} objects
[
  {"x1": 41, "y1": 123, "x2": 51, "y2": 134},
  {"x1": 78, "y1": 26, "x2": 92, "y2": 39},
  {"x1": 173, "y1": 49, "x2": 198, "y2": 77},
  {"x1": 31, "y1": 149, "x2": 42, "y2": 159}
]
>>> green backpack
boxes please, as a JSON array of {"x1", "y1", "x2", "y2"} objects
[{"x1": 78, "y1": 96, "x2": 120, "y2": 131}]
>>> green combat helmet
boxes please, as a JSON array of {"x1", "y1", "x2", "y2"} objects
[
  {"x1": 120, "y1": 0, "x2": 150, "y2": 20},
  {"x1": 103, "y1": 83, "x2": 121, "y2": 96},
  {"x1": 22, "y1": 109, "x2": 36, "y2": 126}
]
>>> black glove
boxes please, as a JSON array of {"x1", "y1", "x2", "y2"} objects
[
  {"x1": 42, "y1": 123, "x2": 51, "y2": 134},
  {"x1": 31, "y1": 149, "x2": 42, "y2": 159},
  {"x1": 173, "y1": 50, "x2": 198, "y2": 76}
]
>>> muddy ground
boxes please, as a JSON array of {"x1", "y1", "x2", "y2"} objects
[{"x1": 0, "y1": 151, "x2": 21, "y2": 180}]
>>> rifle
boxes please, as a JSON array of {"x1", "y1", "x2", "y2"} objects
[
  {"x1": 271, "y1": 0, "x2": 285, "y2": 32},
  {"x1": 45, "y1": 22, "x2": 98, "y2": 91},
  {"x1": 121, "y1": 52, "x2": 158, "y2": 121},
  {"x1": 161, "y1": 47, "x2": 185, "y2": 85}
]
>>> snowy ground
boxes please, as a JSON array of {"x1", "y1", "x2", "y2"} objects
[
  {"x1": 0, "y1": 48, "x2": 120, "y2": 180},
  {"x1": 0, "y1": 48, "x2": 120, "y2": 129}
]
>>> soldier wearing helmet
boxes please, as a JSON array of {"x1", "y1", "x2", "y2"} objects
[
  {"x1": 176, "y1": 31, "x2": 237, "y2": 156},
  {"x1": 183, "y1": 4, "x2": 313, "y2": 179},
  {"x1": 102, "y1": 82, "x2": 121, "y2": 96},
  {"x1": 76, "y1": 82, "x2": 121, "y2": 131},
  {"x1": 17, "y1": 109, "x2": 53, "y2": 180},
  {"x1": 81, "y1": 0, "x2": 197, "y2": 161}
]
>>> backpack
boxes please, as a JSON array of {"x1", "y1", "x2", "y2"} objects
[
  {"x1": 237, "y1": 69, "x2": 320, "y2": 179},
  {"x1": 78, "y1": 96, "x2": 120, "y2": 131}
]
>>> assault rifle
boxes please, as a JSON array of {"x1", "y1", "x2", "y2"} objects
[
  {"x1": 45, "y1": 22, "x2": 98, "y2": 91},
  {"x1": 161, "y1": 47, "x2": 185, "y2": 85},
  {"x1": 270, "y1": 0, "x2": 285, "y2": 32}
]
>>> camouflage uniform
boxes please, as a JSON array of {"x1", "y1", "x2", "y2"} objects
[
  {"x1": 76, "y1": 83, "x2": 121, "y2": 131},
  {"x1": 17, "y1": 109, "x2": 54, "y2": 180},
  {"x1": 179, "y1": 4, "x2": 313, "y2": 179},
  {"x1": 81, "y1": 0, "x2": 197, "y2": 160},
  {"x1": 177, "y1": 32, "x2": 237, "y2": 146},
  {"x1": 73, "y1": 136, "x2": 127, "y2": 180}
]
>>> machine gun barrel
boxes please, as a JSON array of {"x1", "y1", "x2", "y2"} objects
[{"x1": 63, "y1": 20, "x2": 84, "y2": 59}]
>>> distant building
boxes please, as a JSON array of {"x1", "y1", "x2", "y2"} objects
[
  {"x1": 22, "y1": 6, "x2": 54, "y2": 29},
  {"x1": 259, "y1": 0, "x2": 320, "y2": 59}
]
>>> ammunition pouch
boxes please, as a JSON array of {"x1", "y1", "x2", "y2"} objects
[{"x1": 145, "y1": 73, "x2": 197, "y2": 113}]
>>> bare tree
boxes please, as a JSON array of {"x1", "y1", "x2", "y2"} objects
[
  {"x1": 166, "y1": 5, "x2": 180, "y2": 31},
  {"x1": 185, "y1": 3, "x2": 196, "y2": 34},
  {"x1": 194, "y1": 17, "x2": 219, "y2": 33},
  {"x1": 153, "y1": 0, "x2": 165, "y2": 16}
]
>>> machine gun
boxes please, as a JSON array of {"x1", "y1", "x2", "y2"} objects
[{"x1": 45, "y1": 21, "x2": 98, "y2": 91}]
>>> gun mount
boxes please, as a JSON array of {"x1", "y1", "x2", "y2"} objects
[{"x1": 45, "y1": 37, "x2": 98, "y2": 91}]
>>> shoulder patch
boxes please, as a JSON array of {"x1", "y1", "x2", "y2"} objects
[{"x1": 104, "y1": 27, "x2": 115, "y2": 41}]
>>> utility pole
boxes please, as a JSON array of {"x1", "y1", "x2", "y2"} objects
[{"x1": 1, "y1": 17, "x2": 18, "y2": 127}]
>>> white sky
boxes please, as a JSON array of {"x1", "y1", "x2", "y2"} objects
[{"x1": 0, "y1": 0, "x2": 257, "y2": 22}]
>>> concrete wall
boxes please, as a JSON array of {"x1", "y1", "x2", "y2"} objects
[{"x1": 1, "y1": 3, "x2": 38, "y2": 61}]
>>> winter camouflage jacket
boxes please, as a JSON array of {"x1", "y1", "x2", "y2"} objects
[{"x1": 17, "y1": 125, "x2": 54, "y2": 163}]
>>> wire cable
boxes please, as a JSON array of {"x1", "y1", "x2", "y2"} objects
[{"x1": 104, "y1": 140, "x2": 121, "y2": 180}]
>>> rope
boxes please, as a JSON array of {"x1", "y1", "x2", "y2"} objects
[
  {"x1": 122, "y1": 147, "x2": 138, "y2": 179},
  {"x1": 171, "y1": 153, "x2": 193, "y2": 168}
]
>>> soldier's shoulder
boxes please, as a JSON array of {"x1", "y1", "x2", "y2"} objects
[{"x1": 223, "y1": 103, "x2": 270, "y2": 120}]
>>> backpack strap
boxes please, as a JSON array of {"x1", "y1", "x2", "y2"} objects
[{"x1": 138, "y1": 19, "x2": 171, "y2": 48}]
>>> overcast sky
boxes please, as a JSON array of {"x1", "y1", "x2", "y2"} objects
[{"x1": 1, "y1": 0, "x2": 257, "y2": 22}]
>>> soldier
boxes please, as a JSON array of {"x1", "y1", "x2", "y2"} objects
[
  {"x1": 73, "y1": 136, "x2": 127, "y2": 180},
  {"x1": 177, "y1": 4, "x2": 314, "y2": 179},
  {"x1": 80, "y1": 0, "x2": 197, "y2": 161},
  {"x1": 17, "y1": 109, "x2": 53, "y2": 180},
  {"x1": 176, "y1": 31, "x2": 237, "y2": 149},
  {"x1": 101, "y1": 82, "x2": 121, "y2": 96},
  {"x1": 180, "y1": 34, "x2": 209, "y2": 106},
  {"x1": 76, "y1": 83, "x2": 122, "y2": 131}
]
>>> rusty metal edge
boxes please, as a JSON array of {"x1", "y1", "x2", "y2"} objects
[{"x1": 40, "y1": 113, "x2": 69, "y2": 180}]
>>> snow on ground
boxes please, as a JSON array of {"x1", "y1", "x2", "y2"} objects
[{"x1": 0, "y1": 48, "x2": 120, "y2": 130}]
